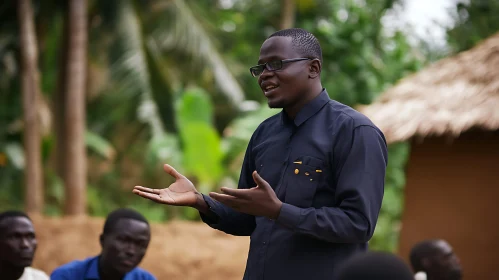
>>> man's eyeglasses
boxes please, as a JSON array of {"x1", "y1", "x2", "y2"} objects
[{"x1": 249, "y1": 58, "x2": 312, "y2": 77}]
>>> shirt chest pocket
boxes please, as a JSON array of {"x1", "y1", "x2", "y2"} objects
[{"x1": 284, "y1": 156, "x2": 324, "y2": 208}]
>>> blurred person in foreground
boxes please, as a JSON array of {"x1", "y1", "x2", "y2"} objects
[
  {"x1": 0, "y1": 210, "x2": 49, "y2": 280},
  {"x1": 410, "y1": 239, "x2": 462, "y2": 280},
  {"x1": 334, "y1": 251, "x2": 415, "y2": 280},
  {"x1": 50, "y1": 208, "x2": 155, "y2": 280},
  {"x1": 133, "y1": 28, "x2": 387, "y2": 280}
]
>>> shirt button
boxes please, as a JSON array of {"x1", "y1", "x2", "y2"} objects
[{"x1": 262, "y1": 241, "x2": 266, "y2": 245}]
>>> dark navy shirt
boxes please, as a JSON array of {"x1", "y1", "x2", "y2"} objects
[
  {"x1": 201, "y1": 89, "x2": 387, "y2": 280},
  {"x1": 50, "y1": 256, "x2": 156, "y2": 280}
]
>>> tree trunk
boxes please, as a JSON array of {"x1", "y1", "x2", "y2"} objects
[
  {"x1": 63, "y1": 0, "x2": 88, "y2": 215},
  {"x1": 53, "y1": 3, "x2": 69, "y2": 189},
  {"x1": 280, "y1": 0, "x2": 296, "y2": 29},
  {"x1": 18, "y1": 0, "x2": 44, "y2": 214}
]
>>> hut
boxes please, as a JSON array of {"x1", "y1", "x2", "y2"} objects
[{"x1": 359, "y1": 32, "x2": 499, "y2": 279}]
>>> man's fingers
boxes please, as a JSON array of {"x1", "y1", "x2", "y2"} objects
[
  {"x1": 163, "y1": 164, "x2": 184, "y2": 180},
  {"x1": 209, "y1": 192, "x2": 239, "y2": 207},
  {"x1": 220, "y1": 187, "x2": 251, "y2": 199},
  {"x1": 252, "y1": 171, "x2": 270, "y2": 188},
  {"x1": 133, "y1": 189, "x2": 168, "y2": 204},
  {"x1": 133, "y1": 186, "x2": 160, "y2": 194}
]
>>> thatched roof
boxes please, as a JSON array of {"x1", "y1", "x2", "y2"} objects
[{"x1": 358, "y1": 32, "x2": 499, "y2": 144}]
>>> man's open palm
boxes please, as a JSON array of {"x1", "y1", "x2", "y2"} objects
[{"x1": 133, "y1": 164, "x2": 199, "y2": 206}]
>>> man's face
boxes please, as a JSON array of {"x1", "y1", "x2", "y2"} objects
[
  {"x1": 100, "y1": 218, "x2": 150, "y2": 275},
  {"x1": 429, "y1": 241, "x2": 462, "y2": 280},
  {"x1": 257, "y1": 36, "x2": 311, "y2": 109},
  {"x1": 0, "y1": 217, "x2": 37, "y2": 268}
]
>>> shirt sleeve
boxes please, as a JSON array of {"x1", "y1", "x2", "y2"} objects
[
  {"x1": 276, "y1": 125, "x2": 387, "y2": 243},
  {"x1": 199, "y1": 134, "x2": 257, "y2": 236}
]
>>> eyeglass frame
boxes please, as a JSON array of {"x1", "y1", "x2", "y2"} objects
[{"x1": 249, "y1": 58, "x2": 313, "y2": 77}]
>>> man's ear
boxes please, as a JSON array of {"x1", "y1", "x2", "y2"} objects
[
  {"x1": 309, "y1": 59, "x2": 321, "y2": 79},
  {"x1": 421, "y1": 258, "x2": 431, "y2": 270}
]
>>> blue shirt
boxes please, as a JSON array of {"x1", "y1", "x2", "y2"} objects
[
  {"x1": 50, "y1": 256, "x2": 156, "y2": 280},
  {"x1": 200, "y1": 89, "x2": 388, "y2": 280}
]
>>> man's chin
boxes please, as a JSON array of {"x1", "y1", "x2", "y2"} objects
[
  {"x1": 267, "y1": 99, "x2": 284, "y2": 109},
  {"x1": 11, "y1": 259, "x2": 32, "y2": 268}
]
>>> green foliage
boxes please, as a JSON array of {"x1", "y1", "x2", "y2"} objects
[
  {"x1": 176, "y1": 88, "x2": 214, "y2": 127},
  {"x1": 176, "y1": 88, "x2": 224, "y2": 193},
  {"x1": 85, "y1": 130, "x2": 116, "y2": 160},
  {"x1": 446, "y1": 0, "x2": 499, "y2": 53},
  {"x1": 145, "y1": 135, "x2": 182, "y2": 171},
  {"x1": 369, "y1": 143, "x2": 410, "y2": 252},
  {"x1": 0, "y1": 144, "x2": 24, "y2": 212}
]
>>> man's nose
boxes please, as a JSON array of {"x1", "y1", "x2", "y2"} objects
[
  {"x1": 259, "y1": 67, "x2": 274, "y2": 79},
  {"x1": 20, "y1": 237, "x2": 31, "y2": 248},
  {"x1": 124, "y1": 243, "x2": 137, "y2": 256}
]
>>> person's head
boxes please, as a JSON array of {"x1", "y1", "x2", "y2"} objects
[
  {"x1": 99, "y1": 208, "x2": 151, "y2": 276},
  {"x1": 0, "y1": 211, "x2": 37, "y2": 269},
  {"x1": 250, "y1": 28, "x2": 323, "y2": 114},
  {"x1": 335, "y1": 251, "x2": 415, "y2": 280},
  {"x1": 410, "y1": 239, "x2": 462, "y2": 280}
]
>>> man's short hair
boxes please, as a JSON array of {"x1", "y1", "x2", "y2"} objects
[
  {"x1": 410, "y1": 240, "x2": 442, "y2": 272},
  {"x1": 0, "y1": 210, "x2": 31, "y2": 232},
  {"x1": 268, "y1": 28, "x2": 323, "y2": 63},
  {"x1": 103, "y1": 208, "x2": 149, "y2": 235},
  {"x1": 335, "y1": 251, "x2": 415, "y2": 280}
]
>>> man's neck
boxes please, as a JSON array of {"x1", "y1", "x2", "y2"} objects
[
  {"x1": 284, "y1": 85, "x2": 323, "y2": 119},
  {"x1": 0, "y1": 263, "x2": 26, "y2": 280},
  {"x1": 98, "y1": 260, "x2": 124, "y2": 280}
]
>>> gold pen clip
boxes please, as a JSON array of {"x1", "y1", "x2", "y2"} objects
[
  {"x1": 293, "y1": 161, "x2": 302, "y2": 164},
  {"x1": 315, "y1": 169, "x2": 322, "y2": 173}
]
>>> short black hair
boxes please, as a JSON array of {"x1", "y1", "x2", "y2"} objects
[
  {"x1": 0, "y1": 210, "x2": 31, "y2": 225},
  {"x1": 410, "y1": 240, "x2": 442, "y2": 272},
  {"x1": 335, "y1": 251, "x2": 415, "y2": 280},
  {"x1": 268, "y1": 28, "x2": 323, "y2": 63},
  {"x1": 103, "y1": 208, "x2": 149, "y2": 235}
]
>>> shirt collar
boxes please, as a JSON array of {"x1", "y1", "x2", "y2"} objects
[
  {"x1": 85, "y1": 256, "x2": 138, "y2": 280},
  {"x1": 84, "y1": 256, "x2": 100, "y2": 280},
  {"x1": 280, "y1": 88, "x2": 330, "y2": 127}
]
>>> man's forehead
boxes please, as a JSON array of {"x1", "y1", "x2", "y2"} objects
[
  {"x1": 113, "y1": 218, "x2": 149, "y2": 233},
  {"x1": 258, "y1": 36, "x2": 296, "y2": 62},
  {"x1": 0, "y1": 217, "x2": 34, "y2": 233}
]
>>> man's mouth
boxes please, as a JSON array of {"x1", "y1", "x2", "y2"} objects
[
  {"x1": 263, "y1": 85, "x2": 279, "y2": 95},
  {"x1": 120, "y1": 259, "x2": 136, "y2": 267},
  {"x1": 19, "y1": 252, "x2": 34, "y2": 259}
]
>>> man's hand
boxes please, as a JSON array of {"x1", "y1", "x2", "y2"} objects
[
  {"x1": 133, "y1": 164, "x2": 202, "y2": 207},
  {"x1": 209, "y1": 171, "x2": 283, "y2": 220}
]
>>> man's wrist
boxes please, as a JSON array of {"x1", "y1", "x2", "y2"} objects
[
  {"x1": 269, "y1": 200, "x2": 283, "y2": 220},
  {"x1": 193, "y1": 193, "x2": 209, "y2": 213}
]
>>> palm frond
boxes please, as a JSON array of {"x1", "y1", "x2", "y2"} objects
[
  {"x1": 109, "y1": 0, "x2": 166, "y2": 138},
  {"x1": 147, "y1": 0, "x2": 246, "y2": 108}
]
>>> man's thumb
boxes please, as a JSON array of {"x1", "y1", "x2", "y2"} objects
[{"x1": 252, "y1": 171, "x2": 269, "y2": 188}]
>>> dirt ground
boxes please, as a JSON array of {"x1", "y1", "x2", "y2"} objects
[{"x1": 31, "y1": 215, "x2": 249, "y2": 280}]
